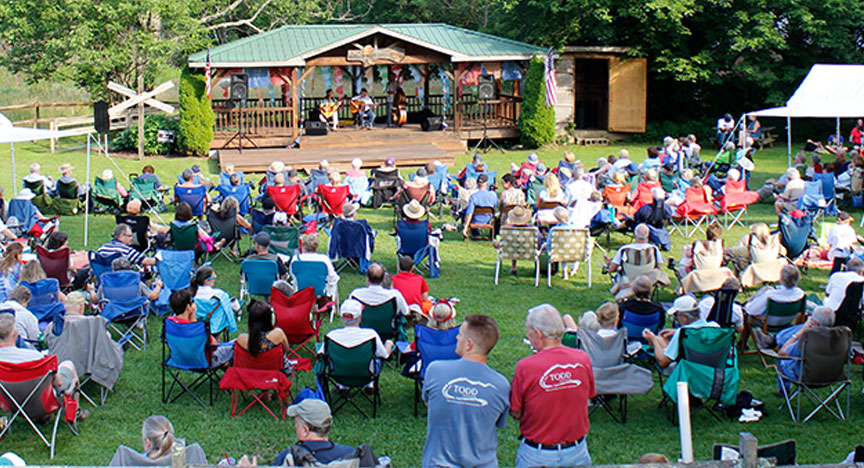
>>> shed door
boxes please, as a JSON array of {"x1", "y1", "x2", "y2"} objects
[{"x1": 608, "y1": 57, "x2": 647, "y2": 133}]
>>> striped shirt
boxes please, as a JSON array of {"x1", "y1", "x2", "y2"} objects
[{"x1": 97, "y1": 240, "x2": 145, "y2": 265}]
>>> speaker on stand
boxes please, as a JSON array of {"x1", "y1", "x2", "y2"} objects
[
  {"x1": 93, "y1": 101, "x2": 109, "y2": 135},
  {"x1": 472, "y1": 74, "x2": 503, "y2": 153},
  {"x1": 478, "y1": 74, "x2": 496, "y2": 100},
  {"x1": 421, "y1": 115, "x2": 443, "y2": 132},
  {"x1": 222, "y1": 73, "x2": 257, "y2": 152}
]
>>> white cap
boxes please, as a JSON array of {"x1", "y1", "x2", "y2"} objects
[
  {"x1": 667, "y1": 296, "x2": 699, "y2": 315},
  {"x1": 340, "y1": 299, "x2": 364, "y2": 319}
]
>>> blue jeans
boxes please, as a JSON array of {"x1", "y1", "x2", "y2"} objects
[
  {"x1": 360, "y1": 109, "x2": 375, "y2": 127},
  {"x1": 515, "y1": 439, "x2": 591, "y2": 467}
]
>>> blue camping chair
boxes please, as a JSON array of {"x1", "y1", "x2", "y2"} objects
[
  {"x1": 305, "y1": 169, "x2": 330, "y2": 194},
  {"x1": 797, "y1": 180, "x2": 828, "y2": 220},
  {"x1": 779, "y1": 213, "x2": 815, "y2": 267},
  {"x1": 328, "y1": 218, "x2": 375, "y2": 273},
  {"x1": 290, "y1": 257, "x2": 337, "y2": 320},
  {"x1": 344, "y1": 176, "x2": 371, "y2": 206},
  {"x1": 154, "y1": 249, "x2": 195, "y2": 315},
  {"x1": 7, "y1": 198, "x2": 51, "y2": 239},
  {"x1": 20, "y1": 279, "x2": 65, "y2": 325},
  {"x1": 240, "y1": 259, "x2": 279, "y2": 303},
  {"x1": 395, "y1": 220, "x2": 432, "y2": 275},
  {"x1": 426, "y1": 165, "x2": 451, "y2": 217},
  {"x1": 621, "y1": 309, "x2": 664, "y2": 345},
  {"x1": 174, "y1": 185, "x2": 207, "y2": 216},
  {"x1": 465, "y1": 166, "x2": 498, "y2": 188},
  {"x1": 176, "y1": 173, "x2": 203, "y2": 185},
  {"x1": 219, "y1": 171, "x2": 244, "y2": 187},
  {"x1": 193, "y1": 296, "x2": 235, "y2": 340},
  {"x1": 216, "y1": 184, "x2": 251, "y2": 216},
  {"x1": 251, "y1": 209, "x2": 275, "y2": 234},
  {"x1": 87, "y1": 250, "x2": 123, "y2": 287},
  {"x1": 409, "y1": 324, "x2": 460, "y2": 416},
  {"x1": 811, "y1": 173, "x2": 838, "y2": 216},
  {"x1": 161, "y1": 318, "x2": 220, "y2": 407},
  {"x1": 99, "y1": 270, "x2": 149, "y2": 350}
]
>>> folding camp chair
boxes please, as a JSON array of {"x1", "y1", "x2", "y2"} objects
[
  {"x1": 53, "y1": 179, "x2": 82, "y2": 215},
  {"x1": 718, "y1": 180, "x2": 758, "y2": 229},
  {"x1": 0, "y1": 355, "x2": 78, "y2": 459},
  {"x1": 767, "y1": 326, "x2": 851, "y2": 422},
  {"x1": 409, "y1": 324, "x2": 459, "y2": 417},
  {"x1": 7, "y1": 198, "x2": 57, "y2": 241},
  {"x1": 465, "y1": 206, "x2": 495, "y2": 241},
  {"x1": 219, "y1": 343, "x2": 292, "y2": 420},
  {"x1": 495, "y1": 226, "x2": 540, "y2": 286},
  {"x1": 319, "y1": 337, "x2": 380, "y2": 418},
  {"x1": 545, "y1": 227, "x2": 593, "y2": 288},
  {"x1": 207, "y1": 208, "x2": 241, "y2": 263},
  {"x1": 748, "y1": 297, "x2": 806, "y2": 367},
  {"x1": 662, "y1": 327, "x2": 739, "y2": 422},
  {"x1": 354, "y1": 297, "x2": 404, "y2": 346},
  {"x1": 465, "y1": 167, "x2": 498, "y2": 188},
  {"x1": 23, "y1": 179, "x2": 51, "y2": 212},
  {"x1": 263, "y1": 225, "x2": 299, "y2": 257},
  {"x1": 20, "y1": 279, "x2": 66, "y2": 325},
  {"x1": 217, "y1": 183, "x2": 252, "y2": 216},
  {"x1": 797, "y1": 180, "x2": 828, "y2": 222},
  {"x1": 328, "y1": 218, "x2": 375, "y2": 273},
  {"x1": 173, "y1": 185, "x2": 207, "y2": 216},
  {"x1": 291, "y1": 257, "x2": 338, "y2": 321},
  {"x1": 603, "y1": 184, "x2": 633, "y2": 219},
  {"x1": 315, "y1": 184, "x2": 351, "y2": 220},
  {"x1": 161, "y1": 318, "x2": 221, "y2": 407},
  {"x1": 220, "y1": 171, "x2": 244, "y2": 187},
  {"x1": 267, "y1": 185, "x2": 304, "y2": 221},
  {"x1": 116, "y1": 214, "x2": 152, "y2": 253},
  {"x1": 128, "y1": 174, "x2": 164, "y2": 212},
  {"x1": 779, "y1": 213, "x2": 815, "y2": 268},
  {"x1": 706, "y1": 287, "x2": 739, "y2": 328},
  {"x1": 154, "y1": 249, "x2": 195, "y2": 315},
  {"x1": 98, "y1": 270, "x2": 149, "y2": 351},
  {"x1": 193, "y1": 296, "x2": 236, "y2": 341},
  {"x1": 620, "y1": 308, "x2": 664, "y2": 345},
  {"x1": 672, "y1": 187, "x2": 717, "y2": 238},
  {"x1": 834, "y1": 281, "x2": 863, "y2": 340},
  {"x1": 812, "y1": 173, "x2": 839, "y2": 216},
  {"x1": 394, "y1": 184, "x2": 433, "y2": 223},
  {"x1": 87, "y1": 250, "x2": 122, "y2": 288},
  {"x1": 272, "y1": 286, "x2": 327, "y2": 372},
  {"x1": 239, "y1": 259, "x2": 279, "y2": 302},
  {"x1": 36, "y1": 246, "x2": 71, "y2": 289},
  {"x1": 427, "y1": 165, "x2": 451, "y2": 217},
  {"x1": 170, "y1": 223, "x2": 198, "y2": 251},
  {"x1": 251, "y1": 209, "x2": 275, "y2": 234},
  {"x1": 395, "y1": 219, "x2": 431, "y2": 275},
  {"x1": 572, "y1": 328, "x2": 653, "y2": 423},
  {"x1": 305, "y1": 169, "x2": 331, "y2": 195},
  {"x1": 345, "y1": 175, "x2": 371, "y2": 207},
  {"x1": 370, "y1": 169, "x2": 402, "y2": 209},
  {"x1": 91, "y1": 176, "x2": 123, "y2": 212}
]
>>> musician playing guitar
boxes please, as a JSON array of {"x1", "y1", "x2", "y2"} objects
[
  {"x1": 350, "y1": 88, "x2": 377, "y2": 130},
  {"x1": 391, "y1": 87, "x2": 407, "y2": 127},
  {"x1": 319, "y1": 89, "x2": 342, "y2": 130}
]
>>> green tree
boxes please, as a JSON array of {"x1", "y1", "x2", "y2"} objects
[
  {"x1": 178, "y1": 67, "x2": 215, "y2": 157},
  {"x1": 518, "y1": 56, "x2": 555, "y2": 148}
]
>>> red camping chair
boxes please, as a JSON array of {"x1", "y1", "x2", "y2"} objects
[
  {"x1": 632, "y1": 181, "x2": 660, "y2": 212},
  {"x1": 36, "y1": 246, "x2": 71, "y2": 289},
  {"x1": 673, "y1": 187, "x2": 717, "y2": 237},
  {"x1": 603, "y1": 184, "x2": 634, "y2": 218},
  {"x1": 719, "y1": 180, "x2": 760, "y2": 229},
  {"x1": 219, "y1": 344, "x2": 292, "y2": 420},
  {"x1": 316, "y1": 184, "x2": 351, "y2": 217},
  {"x1": 0, "y1": 355, "x2": 77, "y2": 459},
  {"x1": 272, "y1": 286, "x2": 330, "y2": 371},
  {"x1": 267, "y1": 185, "x2": 306, "y2": 219}
]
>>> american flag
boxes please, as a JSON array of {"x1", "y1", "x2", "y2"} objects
[
  {"x1": 204, "y1": 50, "x2": 212, "y2": 99},
  {"x1": 544, "y1": 49, "x2": 557, "y2": 108}
]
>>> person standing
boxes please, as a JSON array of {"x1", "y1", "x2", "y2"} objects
[
  {"x1": 422, "y1": 314, "x2": 510, "y2": 468},
  {"x1": 385, "y1": 75, "x2": 397, "y2": 127},
  {"x1": 511, "y1": 304, "x2": 595, "y2": 467}
]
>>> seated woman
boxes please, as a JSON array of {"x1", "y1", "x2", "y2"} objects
[
  {"x1": 618, "y1": 275, "x2": 665, "y2": 319},
  {"x1": 452, "y1": 177, "x2": 478, "y2": 221},
  {"x1": 190, "y1": 265, "x2": 238, "y2": 336},
  {"x1": 88, "y1": 257, "x2": 161, "y2": 303},
  {"x1": 563, "y1": 301, "x2": 619, "y2": 337},
  {"x1": 19, "y1": 260, "x2": 67, "y2": 302},
  {"x1": 168, "y1": 289, "x2": 233, "y2": 367},
  {"x1": 535, "y1": 172, "x2": 566, "y2": 225},
  {"x1": 0, "y1": 243, "x2": 22, "y2": 303},
  {"x1": 344, "y1": 158, "x2": 371, "y2": 206},
  {"x1": 727, "y1": 222, "x2": 788, "y2": 288},
  {"x1": 109, "y1": 415, "x2": 207, "y2": 466},
  {"x1": 773, "y1": 168, "x2": 805, "y2": 216},
  {"x1": 235, "y1": 300, "x2": 293, "y2": 376},
  {"x1": 677, "y1": 224, "x2": 735, "y2": 294}
]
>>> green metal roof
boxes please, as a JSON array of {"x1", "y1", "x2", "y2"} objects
[{"x1": 189, "y1": 23, "x2": 546, "y2": 67}]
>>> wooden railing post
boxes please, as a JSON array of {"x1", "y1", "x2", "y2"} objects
[
  {"x1": 33, "y1": 98, "x2": 40, "y2": 128},
  {"x1": 739, "y1": 433, "x2": 758, "y2": 468}
]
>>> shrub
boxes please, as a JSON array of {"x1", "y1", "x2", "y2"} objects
[
  {"x1": 177, "y1": 67, "x2": 215, "y2": 157},
  {"x1": 113, "y1": 113, "x2": 179, "y2": 155},
  {"x1": 518, "y1": 56, "x2": 555, "y2": 148}
]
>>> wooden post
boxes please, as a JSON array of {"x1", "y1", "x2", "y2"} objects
[
  {"x1": 49, "y1": 120, "x2": 56, "y2": 153},
  {"x1": 422, "y1": 64, "x2": 430, "y2": 109},
  {"x1": 33, "y1": 98, "x2": 40, "y2": 128},
  {"x1": 739, "y1": 433, "x2": 758, "y2": 468},
  {"x1": 137, "y1": 71, "x2": 145, "y2": 160},
  {"x1": 290, "y1": 68, "x2": 299, "y2": 139}
]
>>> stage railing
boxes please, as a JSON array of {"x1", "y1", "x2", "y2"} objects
[
  {"x1": 455, "y1": 94, "x2": 522, "y2": 130},
  {"x1": 213, "y1": 104, "x2": 294, "y2": 135}
]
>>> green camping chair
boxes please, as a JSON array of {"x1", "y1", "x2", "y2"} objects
[
  {"x1": 662, "y1": 327, "x2": 739, "y2": 422},
  {"x1": 748, "y1": 297, "x2": 806, "y2": 367},
  {"x1": 23, "y1": 179, "x2": 51, "y2": 212},
  {"x1": 170, "y1": 223, "x2": 198, "y2": 251},
  {"x1": 52, "y1": 179, "x2": 81, "y2": 215},
  {"x1": 129, "y1": 174, "x2": 165, "y2": 212},
  {"x1": 354, "y1": 297, "x2": 406, "y2": 344},
  {"x1": 262, "y1": 226, "x2": 299, "y2": 257},
  {"x1": 526, "y1": 177, "x2": 545, "y2": 206},
  {"x1": 319, "y1": 337, "x2": 380, "y2": 418},
  {"x1": 92, "y1": 177, "x2": 123, "y2": 212}
]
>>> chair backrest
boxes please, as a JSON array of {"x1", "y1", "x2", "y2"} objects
[
  {"x1": 356, "y1": 298, "x2": 399, "y2": 342},
  {"x1": 157, "y1": 249, "x2": 196, "y2": 291},
  {"x1": 603, "y1": 184, "x2": 631, "y2": 207},
  {"x1": 7, "y1": 199, "x2": 36, "y2": 233},
  {"x1": 427, "y1": 165, "x2": 450, "y2": 193},
  {"x1": 174, "y1": 185, "x2": 207, "y2": 216},
  {"x1": 251, "y1": 209, "x2": 275, "y2": 234},
  {"x1": 116, "y1": 215, "x2": 151, "y2": 252},
  {"x1": 707, "y1": 288, "x2": 739, "y2": 328},
  {"x1": 802, "y1": 180, "x2": 824, "y2": 201},
  {"x1": 272, "y1": 286, "x2": 317, "y2": 344},
  {"x1": 765, "y1": 297, "x2": 806, "y2": 327},
  {"x1": 217, "y1": 184, "x2": 251, "y2": 215},
  {"x1": 56, "y1": 179, "x2": 79, "y2": 199},
  {"x1": 635, "y1": 182, "x2": 657, "y2": 206},
  {"x1": 325, "y1": 337, "x2": 375, "y2": 388},
  {"x1": 396, "y1": 220, "x2": 430, "y2": 256},
  {"x1": 240, "y1": 259, "x2": 279, "y2": 296},
  {"x1": 813, "y1": 173, "x2": 835, "y2": 199},
  {"x1": 414, "y1": 325, "x2": 459, "y2": 379},
  {"x1": 799, "y1": 326, "x2": 851, "y2": 385},
  {"x1": 536, "y1": 200, "x2": 564, "y2": 211},
  {"x1": 498, "y1": 226, "x2": 539, "y2": 261},
  {"x1": 130, "y1": 176, "x2": 158, "y2": 200},
  {"x1": 193, "y1": 296, "x2": 221, "y2": 323},
  {"x1": 403, "y1": 184, "x2": 431, "y2": 205},
  {"x1": 23, "y1": 178, "x2": 44, "y2": 196},
  {"x1": 88, "y1": 249, "x2": 124, "y2": 285},
  {"x1": 101, "y1": 271, "x2": 142, "y2": 301},
  {"x1": 263, "y1": 225, "x2": 299, "y2": 256},
  {"x1": 20, "y1": 279, "x2": 64, "y2": 322},
  {"x1": 306, "y1": 170, "x2": 330, "y2": 193},
  {"x1": 317, "y1": 185, "x2": 350, "y2": 215},
  {"x1": 207, "y1": 209, "x2": 238, "y2": 243},
  {"x1": 576, "y1": 328, "x2": 626, "y2": 368},
  {"x1": 621, "y1": 309, "x2": 664, "y2": 342},
  {"x1": 0, "y1": 354, "x2": 59, "y2": 417},
  {"x1": 835, "y1": 282, "x2": 864, "y2": 330},
  {"x1": 330, "y1": 219, "x2": 372, "y2": 260},
  {"x1": 678, "y1": 327, "x2": 736, "y2": 369},
  {"x1": 267, "y1": 185, "x2": 301, "y2": 215},
  {"x1": 685, "y1": 186, "x2": 710, "y2": 204},
  {"x1": 779, "y1": 213, "x2": 812, "y2": 259},
  {"x1": 469, "y1": 206, "x2": 495, "y2": 226},
  {"x1": 621, "y1": 246, "x2": 659, "y2": 278},
  {"x1": 170, "y1": 223, "x2": 198, "y2": 251},
  {"x1": 36, "y1": 246, "x2": 70, "y2": 288},
  {"x1": 163, "y1": 319, "x2": 210, "y2": 370},
  {"x1": 725, "y1": 179, "x2": 746, "y2": 194},
  {"x1": 232, "y1": 342, "x2": 284, "y2": 370},
  {"x1": 548, "y1": 228, "x2": 591, "y2": 263},
  {"x1": 290, "y1": 259, "x2": 329, "y2": 297},
  {"x1": 220, "y1": 171, "x2": 244, "y2": 187}
]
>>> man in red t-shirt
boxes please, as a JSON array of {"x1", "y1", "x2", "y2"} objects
[
  {"x1": 390, "y1": 256, "x2": 432, "y2": 317},
  {"x1": 510, "y1": 304, "x2": 595, "y2": 467}
]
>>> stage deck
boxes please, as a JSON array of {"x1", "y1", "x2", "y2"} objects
[{"x1": 218, "y1": 124, "x2": 465, "y2": 172}]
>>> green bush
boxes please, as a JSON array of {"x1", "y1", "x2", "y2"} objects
[
  {"x1": 113, "y1": 113, "x2": 179, "y2": 155},
  {"x1": 518, "y1": 56, "x2": 555, "y2": 148},
  {"x1": 177, "y1": 67, "x2": 215, "y2": 157}
]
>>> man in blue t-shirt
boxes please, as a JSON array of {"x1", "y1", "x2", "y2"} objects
[
  {"x1": 462, "y1": 174, "x2": 498, "y2": 238},
  {"x1": 274, "y1": 399, "x2": 356, "y2": 466},
  {"x1": 423, "y1": 314, "x2": 510, "y2": 468}
]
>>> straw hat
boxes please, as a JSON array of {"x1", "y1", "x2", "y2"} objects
[
  {"x1": 402, "y1": 199, "x2": 426, "y2": 219},
  {"x1": 15, "y1": 188, "x2": 35, "y2": 200},
  {"x1": 58, "y1": 163, "x2": 74, "y2": 174},
  {"x1": 507, "y1": 205, "x2": 532, "y2": 225},
  {"x1": 269, "y1": 161, "x2": 285, "y2": 173}
]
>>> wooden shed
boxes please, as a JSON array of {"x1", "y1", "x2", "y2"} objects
[{"x1": 553, "y1": 46, "x2": 647, "y2": 134}]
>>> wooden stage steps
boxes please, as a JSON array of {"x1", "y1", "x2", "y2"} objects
[{"x1": 218, "y1": 124, "x2": 466, "y2": 173}]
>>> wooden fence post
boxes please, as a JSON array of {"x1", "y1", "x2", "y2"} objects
[
  {"x1": 33, "y1": 98, "x2": 40, "y2": 128},
  {"x1": 49, "y1": 120, "x2": 56, "y2": 153},
  {"x1": 739, "y1": 432, "x2": 758, "y2": 468}
]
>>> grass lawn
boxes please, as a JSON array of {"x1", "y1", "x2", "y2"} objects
[{"x1": 0, "y1": 137, "x2": 858, "y2": 466}]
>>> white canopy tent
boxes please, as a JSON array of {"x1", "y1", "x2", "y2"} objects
[{"x1": 749, "y1": 64, "x2": 864, "y2": 166}]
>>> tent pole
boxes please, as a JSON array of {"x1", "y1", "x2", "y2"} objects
[
  {"x1": 837, "y1": 117, "x2": 841, "y2": 145},
  {"x1": 787, "y1": 116, "x2": 792, "y2": 168},
  {"x1": 9, "y1": 143, "x2": 15, "y2": 195},
  {"x1": 84, "y1": 133, "x2": 91, "y2": 246}
]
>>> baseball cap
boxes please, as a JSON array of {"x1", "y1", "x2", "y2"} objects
[
  {"x1": 385, "y1": 157, "x2": 396, "y2": 166},
  {"x1": 286, "y1": 398, "x2": 331, "y2": 426},
  {"x1": 191, "y1": 164, "x2": 202, "y2": 173},
  {"x1": 528, "y1": 152, "x2": 539, "y2": 163},
  {"x1": 477, "y1": 174, "x2": 489, "y2": 185},
  {"x1": 667, "y1": 296, "x2": 699, "y2": 315},
  {"x1": 253, "y1": 232, "x2": 271, "y2": 247},
  {"x1": 340, "y1": 299, "x2": 364, "y2": 319}
]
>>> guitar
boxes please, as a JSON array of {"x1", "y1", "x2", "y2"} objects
[
  {"x1": 350, "y1": 99, "x2": 378, "y2": 114},
  {"x1": 319, "y1": 99, "x2": 342, "y2": 119}
]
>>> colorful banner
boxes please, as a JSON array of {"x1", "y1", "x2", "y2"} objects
[
  {"x1": 321, "y1": 66, "x2": 332, "y2": 91},
  {"x1": 502, "y1": 61, "x2": 523, "y2": 81},
  {"x1": 333, "y1": 67, "x2": 344, "y2": 97},
  {"x1": 409, "y1": 65, "x2": 423, "y2": 100},
  {"x1": 439, "y1": 66, "x2": 450, "y2": 113},
  {"x1": 245, "y1": 67, "x2": 270, "y2": 89},
  {"x1": 366, "y1": 66, "x2": 375, "y2": 92}
]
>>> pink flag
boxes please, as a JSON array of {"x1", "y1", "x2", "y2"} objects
[{"x1": 333, "y1": 67, "x2": 344, "y2": 97}]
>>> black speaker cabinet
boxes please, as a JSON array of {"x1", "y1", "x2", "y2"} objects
[
  {"x1": 305, "y1": 120, "x2": 328, "y2": 136},
  {"x1": 478, "y1": 74, "x2": 496, "y2": 100},
  {"x1": 230, "y1": 74, "x2": 249, "y2": 101},
  {"x1": 93, "y1": 101, "x2": 109, "y2": 134},
  {"x1": 421, "y1": 115, "x2": 443, "y2": 132}
]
